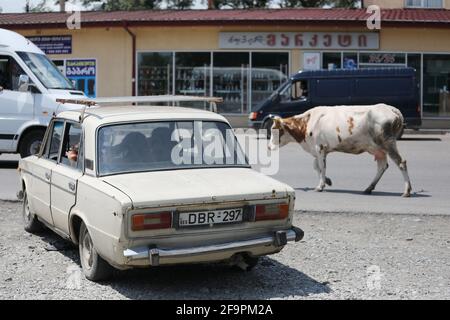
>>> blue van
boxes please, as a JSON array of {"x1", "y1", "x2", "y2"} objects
[{"x1": 249, "y1": 67, "x2": 422, "y2": 132}]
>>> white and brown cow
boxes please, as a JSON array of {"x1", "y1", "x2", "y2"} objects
[{"x1": 268, "y1": 104, "x2": 412, "y2": 197}]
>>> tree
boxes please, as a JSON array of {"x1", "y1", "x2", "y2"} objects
[
  {"x1": 165, "y1": 0, "x2": 194, "y2": 9},
  {"x1": 279, "y1": 0, "x2": 359, "y2": 8},
  {"x1": 211, "y1": 0, "x2": 271, "y2": 9},
  {"x1": 81, "y1": 0, "x2": 163, "y2": 10}
]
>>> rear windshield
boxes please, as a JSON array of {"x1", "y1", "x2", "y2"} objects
[{"x1": 97, "y1": 121, "x2": 249, "y2": 176}]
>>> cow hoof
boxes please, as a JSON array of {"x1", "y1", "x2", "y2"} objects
[
  {"x1": 315, "y1": 187, "x2": 324, "y2": 192},
  {"x1": 363, "y1": 188, "x2": 373, "y2": 195},
  {"x1": 325, "y1": 178, "x2": 333, "y2": 187},
  {"x1": 402, "y1": 193, "x2": 411, "y2": 198}
]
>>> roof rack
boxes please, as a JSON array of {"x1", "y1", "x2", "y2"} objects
[{"x1": 56, "y1": 95, "x2": 223, "y2": 122}]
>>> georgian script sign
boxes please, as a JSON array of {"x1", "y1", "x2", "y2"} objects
[
  {"x1": 219, "y1": 32, "x2": 379, "y2": 50},
  {"x1": 27, "y1": 35, "x2": 72, "y2": 54}
]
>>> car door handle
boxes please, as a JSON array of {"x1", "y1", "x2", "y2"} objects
[
  {"x1": 45, "y1": 172, "x2": 51, "y2": 181},
  {"x1": 68, "y1": 182, "x2": 76, "y2": 192}
]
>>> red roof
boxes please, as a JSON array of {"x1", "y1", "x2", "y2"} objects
[{"x1": 1, "y1": 8, "x2": 450, "y2": 29}]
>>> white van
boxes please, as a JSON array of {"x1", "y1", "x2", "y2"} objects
[{"x1": 0, "y1": 28, "x2": 85, "y2": 157}]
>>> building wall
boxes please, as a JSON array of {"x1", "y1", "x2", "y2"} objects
[
  {"x1": 12, "y1": 24, "x2": 450, "y2": 127},
  {"x1": 364, "y1": 0, "x2": 450, "y2": 9},
  {"x1": 16, "y1": 27, "x2": 133, "y2": 98}
]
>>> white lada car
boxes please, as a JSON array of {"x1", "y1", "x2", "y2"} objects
[{"x1": 18, "y1": 105, "x2": 303, "y2": 281}]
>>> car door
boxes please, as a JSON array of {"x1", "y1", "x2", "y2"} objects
[
  {"x1": 0, "y1": 54, "x2": 34, "y2": 152},
  {"x1": 50, "y1": 121, "x2": 84, "y2": 235},
  {"x1": 275, "y1": 79, "x2": 311, "y2": 117},
  {"x1": 28, "y1": 119, "x2": 64, "y2": 225}
]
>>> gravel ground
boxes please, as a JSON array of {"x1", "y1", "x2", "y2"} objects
[{"x1": 1, "y1": 200, "x2": 449, "y2": 300}]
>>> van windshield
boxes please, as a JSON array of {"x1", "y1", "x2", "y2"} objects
[{"x1": 16, "y1": 51, "x2": 74, "y2": 90}]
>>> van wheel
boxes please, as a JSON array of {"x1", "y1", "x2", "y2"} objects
[
  {"x1": 19, "y1": 129, "x2": 45, "y2": 158},
  {"x1": 262, "y1": 119, "x2": 273, "y2": 139},
  {"x1": 79, "y1": 222, "x2": 113, "y2": 282},
  {"x1": 22, "y1": 191, "x2": 45, "y2": 233}
]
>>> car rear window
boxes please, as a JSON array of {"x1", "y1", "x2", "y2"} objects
[{"x1": 97, "y1": 121, "x2": 249, "y2": 176}]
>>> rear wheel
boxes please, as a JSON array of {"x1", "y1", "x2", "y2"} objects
[
  {"x1": 22, "y1": 191, "x2": 45, "y2": 233},
  {"x1": 19, "y1": 129, "x2": 45, "y2": 158},
  {"x1": 79, "y1": 222, "x2": 113, "y2": 282}
]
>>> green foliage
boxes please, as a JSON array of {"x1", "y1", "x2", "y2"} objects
[
  {"x1": 165, "y1": 0, "x2": 195, "y2": 9},
  {"x1": 278, "y1": 0, "x2": 359, "y2": 8},
  {"x1": 212, "y1": 0, "x2": 271, "y2": 9},
  {"x1": 81, "y1": 0, "x2": 163, "y2": 10}
]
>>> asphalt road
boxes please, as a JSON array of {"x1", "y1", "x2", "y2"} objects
[
  {"x1": 256, "y1": 133, "x2": 450, "y2": 215},
  {"x1": 2, "y1": 133, "x2": 447, "y2": 215}
]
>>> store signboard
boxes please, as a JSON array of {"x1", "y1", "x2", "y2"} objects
[
  {"x1": 27, "y1": 35, "x2": 72, "y2": 54},
  {"x1": 220, "y1": 32, "x2": 379, "y2": 50},
  {"x1": 303, "y1": 52, "x2": 321, "y2": 70},
  {"x1": 65, "y1": 59, "x2": 97, "y2": 98}
]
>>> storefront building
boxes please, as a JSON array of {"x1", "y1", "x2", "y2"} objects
[{"x1": 1, "y1": 3, "x2": 450, "y2": 127}]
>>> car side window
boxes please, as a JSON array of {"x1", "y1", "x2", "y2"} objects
[
  {"x1": 44, "y1": 120, "x2": 65, "y2": 162},
  {"x1": 60, "y1": 122, "x2": 82, "y2": 169},
  {"x1": 0, "y1": 55, "x2": 26, "y2": 91},
  {"x1": 280, "y1": 80, "x2": 308, "y2": 102}
]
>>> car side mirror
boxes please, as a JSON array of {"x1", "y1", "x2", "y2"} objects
[{"x1": 18, "y1": 74, "x2": 30, "y2": 92}]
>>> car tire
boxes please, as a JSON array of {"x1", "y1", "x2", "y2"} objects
[
  {"x1": 79, "y1": 222, "x2": 113, "y2": 282},
  {"x1": 22, "y1": 191, "x2": 45, "y2": 233},
  {"x1": 19, "y1": 129, "x2": 45, "y2": 158},
  {"x1": 262, "y1": 119, "x2": 273, "y2": 139}
]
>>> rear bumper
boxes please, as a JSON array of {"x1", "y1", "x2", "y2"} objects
[{"x1": 123, "y1": 227, "x2": 304, "y2": 266}]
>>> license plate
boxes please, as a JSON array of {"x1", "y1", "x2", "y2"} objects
[{"x1": 179, "y1": 208, "x2": 243, "y2": 227}]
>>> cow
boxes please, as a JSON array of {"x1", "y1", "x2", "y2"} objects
[{"x1": 268, "y1": 104, "x2": 412, "y2": 197}]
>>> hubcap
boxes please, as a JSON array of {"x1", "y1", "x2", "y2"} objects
[
  {"x1": 81, "y1": 231, "x2": 94, "y2": 270},
  {"x1": 29, "y1": 140, "x2": 42, "y2": 155}
]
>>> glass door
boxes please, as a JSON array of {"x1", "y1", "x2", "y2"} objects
[
  {"x1": 175, "y1": 52, "x2": 211, "y2": 110},
  {"x1": 251, "y1": 52, "x2": 289, "y2": 112},
  {"x1": 138, "y1": 52, "x2": 173, "y2": 98},
  {"x1": 213, "y1": 52, "x2": 249, "y2": 114}
]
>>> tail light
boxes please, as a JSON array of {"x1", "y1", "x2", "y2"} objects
[
  {"x1": 255, "y1": 204, "x2": 289, "y2": 221},
  {"x1": 131, "y1": 212, "x2": 172, "y2": 231},
  {"x1": 249, "y1": 112, "x2": 259, "y2": 121}
]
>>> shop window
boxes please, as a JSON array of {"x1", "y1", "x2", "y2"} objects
[
  {"x1": 251, "y1": 52, "x2": 289, "y2": 111},
  {"x1": 213, "y1": 52, "x2": 250, "y2": 114},
  {"x1": 322, "y1": 52, "x2": 341, "y2": 70},
  {"x1": 175, "y1": 52, "x2": 211, "y2": 110},
  {"x1": 343, "y1": 52, "x2": 358, "y2": 70},
  {"x1": 359, "y1": 53, "x2": 406, "y2": 68},
  {"x1": 423, "y1": 54, "x2": 450, "y2": 117},
  {"x1": 138, "y1": 52, "x2": 173, "y2": 99},
  {"x1": 405, "y1": 0, "x2": 443, "y2": 8}
]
